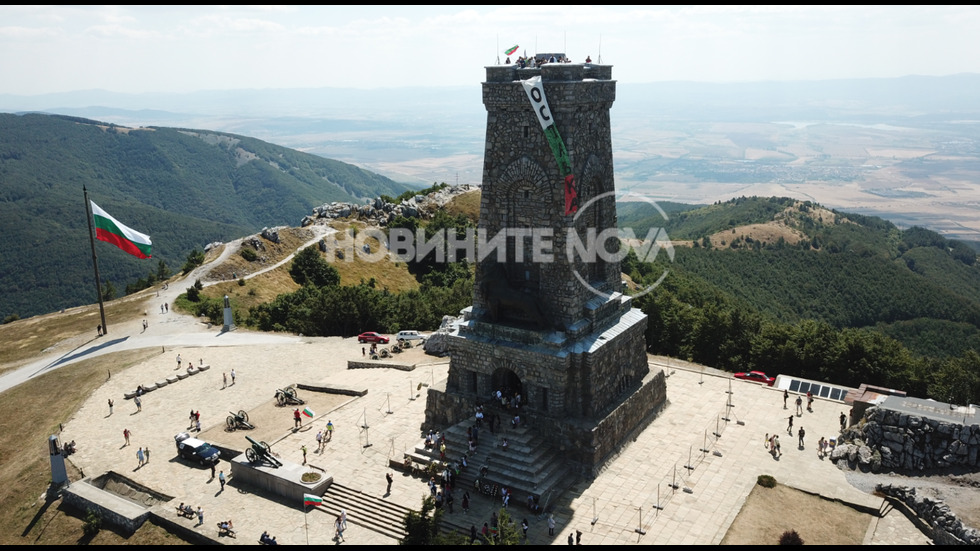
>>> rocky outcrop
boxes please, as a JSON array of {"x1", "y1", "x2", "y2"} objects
[
  {"x1": 876, "y1": 484, "x2": 980, "y2": 545},
  {"x1": 301, "y1": 184, "x2": 476, "y2": 228},
  {"x1": 422, "y1": 315, "x2": 462, "y2": 357}
]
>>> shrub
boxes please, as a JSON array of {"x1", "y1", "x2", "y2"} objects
[
  {"x1": 239, "y1": 247, "x2": 258, "y2": 261},
  {"x1": 82, "y1": 508, "x2": 102, "y2": 536},
  {"x1": 779, "y1": 529, "x2": 804, "y2": 545},
  {"x1": 238, "y1": 278, "x2": 246, "y2": 286},
  {"x1": 757, "y1": 474, "x2": 777, "y2": 488}
]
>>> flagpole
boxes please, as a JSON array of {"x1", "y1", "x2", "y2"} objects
[
  {"x1": 305, "y1": 503, "x2": 309, "y2": 545},
  {"x1": 83, "y1": 186, "x2": 108, "y2": 335}
]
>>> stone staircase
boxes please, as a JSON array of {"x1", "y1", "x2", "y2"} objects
[
  {"x1": 312, "y1": 482, "x2": 411, "y2": 542},
  {"x1": 404, "y1": 415, "x2": 573, "y2": 521}
]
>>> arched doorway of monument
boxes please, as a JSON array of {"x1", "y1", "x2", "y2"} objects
[{"x1": 490, "y1": 367, "x2": 523, "y2": 409}]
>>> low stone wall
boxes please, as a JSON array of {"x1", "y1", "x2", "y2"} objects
[
  {"x1": 848, "y1": 406, "x2": 980, "y2": 471},
  {"x1": 876, "y1": 484, "x2": 980, "y2": 545},
  {"x1": 346, "y1": 360, "x2": 415, "y2": 371}
]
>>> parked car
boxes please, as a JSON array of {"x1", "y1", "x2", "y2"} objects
[
  {"x1": 175, "y1": 432, "x2": 221, "y2": 465},
  {"x1": 396, "y1": 330, "x2": 425, "y2": 342},
  {"x1": 358, "y1": 331, "x2": 389, "y2": 344},
  {"x1": 733, "y1": 371, "x2": 776, "y2": 386}
]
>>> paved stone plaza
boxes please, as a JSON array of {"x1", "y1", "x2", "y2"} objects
[{"x1": 47, "y1": 320, "x2": 928, "y2": 545}]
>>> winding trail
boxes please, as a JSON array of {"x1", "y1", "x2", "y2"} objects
[{"x1": 0, "y1": 224, "x2": 336, "y2": 395}]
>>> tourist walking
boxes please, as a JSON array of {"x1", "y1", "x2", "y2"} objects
[
  {"x1": 326, "y1": 420, "x2": 334, "y2": 441},
  {"x1": 222, "y1": 372, "x2": 227, "y2": 388},
  {"x1": 335, "y1": 514, "x2": 345, "y2": 541},
  {"x1": 787, "y1": 414, "x2": 794, "y2": 434},
  {"x1": 783, "y1": 389, "x2": 788, "y2": 409},
  {"x1": 123, "y1": 428, "x2": 131, "y2": 446},
  {"x1": 144, "y1": 446, "x2": 150, "y2": 463},
  {"x1": 301, "y1": 445, "x2": 307, "y2": 465},
  {"x1": 840, "y1": 411, "x2": 847, "y2": 431},
  {"x1": 293, "y1": 408, "x2": 302, "y2": 428},
  {"x1": 108, "y1": 398, "x2": 113, "y2": 415},
  {"x1": 197, "y1": 506, "x2": 204, "y2": 526},
  {"x1": 176, "y1": 354, "x2": 182, "y2": 370},
  {"x1": 386, "y1": 471, "x2": 393, "y2": 494},
  {"x1": 219, "y1": 470, "x2": 226, "y2": 490},
  {"x1": 798, "y1": 427, "x2": 806, "y2": 448},
  {"x1": 316, "y1": 430, "x2": 323, "y2": 452},
  {"x1": 137, "y1": 446, "x2": 145, "y2": 467},
  {"x1": 134, "y1": 394, "x2": 142, "y2": 412},
  {"x1": 231, "y1": 369, "x2": 236, "y2": 385}
]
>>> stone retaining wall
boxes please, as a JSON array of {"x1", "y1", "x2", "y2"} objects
[
  {"x1": 876, "y1": 484, "x2": 979, "y2": 545},
  {"x1": 850, "y1": 406, "x2": 980, "y2": 471}
]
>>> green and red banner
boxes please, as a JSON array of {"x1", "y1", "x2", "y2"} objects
[
  {"x1": 505, "y1": 44, "x2": 519, "y2": 56},
  {"x1": 91, "y1": 201, "x2": 152, "y2": 259},
  {"x1": 303, "y1": 493, "x2": 322, "y2": 507},
  {"x1": 521, "y1": 76, "x2": 579, "y2": 215}
]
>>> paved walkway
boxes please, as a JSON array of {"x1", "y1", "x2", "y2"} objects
[{"x1": 54, "y1": 331, "x2": 929, "y2": 545}]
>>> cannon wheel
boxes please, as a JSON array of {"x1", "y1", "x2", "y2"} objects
[
  {"x1": 226, "y1": 415, "x2": 237, "y2": 429},
  {"x1": 237, "y1": 410, "x2": 248, "y2": 423},
  {"x1": 276, "y1": 391, "x2": 287, "y2": 406},
  {"x1": 284, "y1": 387, "x2": 297, "y2": 400},
  {"x1": 245, "y1": 447, "x2": 258, "y2": 463},
  {"x1": 260, "y1": 441, "x2": 271, "y2": 455}
]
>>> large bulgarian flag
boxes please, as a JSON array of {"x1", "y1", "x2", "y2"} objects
[
  {"x1": 302, "y1": 406, "x2": 315, "y2": 418},
  {"x1": 505, "y1": 44, "x2": 519, "y2": 56},
  {"x1": 91, "y1": 201, "x2": 152, "y2": 259},
  {"x1": 303, "y1": 493, "x2": 323, "y2": 507}
]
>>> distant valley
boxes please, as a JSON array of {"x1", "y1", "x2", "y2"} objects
[{"x1": 4, "y1": 75, "x2": 979, "y2": 241}]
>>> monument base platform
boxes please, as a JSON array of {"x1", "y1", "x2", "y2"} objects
[{"x1": 230, "y1": 456, "x2": 332, "y2": 503}]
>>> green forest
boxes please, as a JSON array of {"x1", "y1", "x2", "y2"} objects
[{"x1": 0, "y1": 113, "x2": 414, "y2": 319}]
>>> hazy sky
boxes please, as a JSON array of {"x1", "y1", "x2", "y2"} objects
[{"x1": 2, "y1": 5, "x2": 979, "y2": 95}]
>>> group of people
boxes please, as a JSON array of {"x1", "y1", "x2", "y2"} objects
[
  {"x1": 188, "y1": 410, "x2": 202, "y2": 432},
  {"x1": 504, "y1": 54, "x2": 587, "y2": 68},
  {"x1": 259, "y1": 531, "x2": 278, "y2": 545}
]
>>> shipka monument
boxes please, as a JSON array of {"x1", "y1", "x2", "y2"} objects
[{"x1": 424, "y1": 60, "x2": 667, "y2": 477}]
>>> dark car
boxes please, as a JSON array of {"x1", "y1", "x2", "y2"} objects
[
  {"x1": 733, "y1": 371, "x2": 776, "y2": 386},
  {"x1": 358, "y1": 332, "x2": 389, "y2": 344},
  {"x1": 175, "y1": 432, "x2": 221, "y2": 465}
]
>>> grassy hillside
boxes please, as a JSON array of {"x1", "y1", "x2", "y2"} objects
[{"x1": 0, "y1": 113, "x2": 415, "y2": 320}]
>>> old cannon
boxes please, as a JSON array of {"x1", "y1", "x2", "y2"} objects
[
  {"x1": 225, "y1": 409, "x2": 254, "y2": 431},
  {"x1": 275, "y1": 385, "x2": 305, "y2": 406},
  {"x1": 245, "y1": 435, "x2": 282, "y2": 468}
]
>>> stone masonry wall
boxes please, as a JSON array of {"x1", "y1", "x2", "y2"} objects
[{"x1": 854, "y1": 406, "x2": 980, "y2": 471}]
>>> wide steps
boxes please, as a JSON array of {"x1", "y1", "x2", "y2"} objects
[{"x1": 314, "y1": 482, "x2": 411, "y2": 541}]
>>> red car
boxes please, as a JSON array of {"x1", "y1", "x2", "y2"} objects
[
  {"x1": 357, "y1": 332, "x2": 389, "y2": 344},
  {"x1": 733, "y1": 371, "x2": 776, "y2": 386}
]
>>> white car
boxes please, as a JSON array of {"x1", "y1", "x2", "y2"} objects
[{"x1": 396, "y1": 330, "x2": 425, "y2": 342}]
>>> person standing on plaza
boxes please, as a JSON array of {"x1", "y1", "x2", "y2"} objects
[
  {"x1": 798, "y1": 427, "x2": 806, "y2": 448},
  {"x1": 301, "y1": 445, "x2": 307, "y2": 465},
  {"x1": 176, "y1": 354, "x2": 182, "y2": 370},
  {"x1": 326, "y1": 420, "x2": 334, "y2": 441},
  {"x1": 144, "y1": 446, "x2": 150, "y2": 463},
  {"x1": 316, "y1": 430, "x2": 323, "y2": 452},
  {"x1": 108, "y1": 398, "x2": 114, "y2": 415},
  {"x1": 210, "y1": 461, "x2": 216, "y2": 480},
  {"x1": 293, "y1": 408, "x2": 302, "y2": 428},
  {"x1": 197, "y1": 506, "x2": 204, "y2": 526},
  {"x1": 386, "y1": 471, "x2": 393, "y2": 494},
  {"x1": 774, "y1": 435, "x2": 782, "y2": 457},
  {"x1": 134, "y1": 394, "x2": 142, "y2": 413},
  {"x1": 335, "y1": 514, "x2": 345, "y2": 541},
  {"x1": 795, "y1": 395, "x2": 803, "y2": 415},
  {"x1": 462, "y1": 491, "x2": 470, "y2": 514},
  {"x1": 787, "y1": 414, "x2": 794, "y2": 434},
  {"x1": 522, "y1": 518, "x2": 529, "y2": 542},
  {"x1": 807, "y1": 391, "x2": 814, "y2": 412},
  {"x1": 219, "y1": 470, "x2": 226, "y2": 490},
  {"x1": 222, "y1": 372, "x2": 227, "y2": 389},
  {"x1": 548, "y1": 513, "x2": 556, "y2": 536},
  {"x1": 123, "y1": 428, "x2": 131, "y2": 446},
  {"x1": 231, "y1": 369, "x2": 236, "y2": 386},
  {"x1": 137, "y1": 446, "x2": 145, "y2": 467},
  {"x1": 840, "y1": 411, "x2": 847, "y2": 432},
  {"x1": 783, "y1": 389, "x2": 789, "y2": 409}
]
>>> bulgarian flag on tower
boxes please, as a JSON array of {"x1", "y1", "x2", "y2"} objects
[
  {"x1": 91, "y1": 201, "x2": 152, "y2": 259},
  {"x1": 505, "y1": 44, "x2": 519, "y2": 56}
]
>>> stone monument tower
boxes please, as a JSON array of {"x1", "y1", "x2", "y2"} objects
[{"x1": 424, "y1": 61, "x2": 667, "y2": 475}]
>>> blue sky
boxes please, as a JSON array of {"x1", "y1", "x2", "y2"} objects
[{"x1": 2, "y1": 5, "x2": 979, "y2": 95}]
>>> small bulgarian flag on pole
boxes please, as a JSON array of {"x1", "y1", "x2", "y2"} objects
[
  {"x1": 505, "y1": 44, "x2": 519, "y2": 56},
  {"x1": 303, "y1": 493, "x2": 323, "y2": 507},
  {"x1": 302, "y1": 406, "x2": 315, "y2": 418}
]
